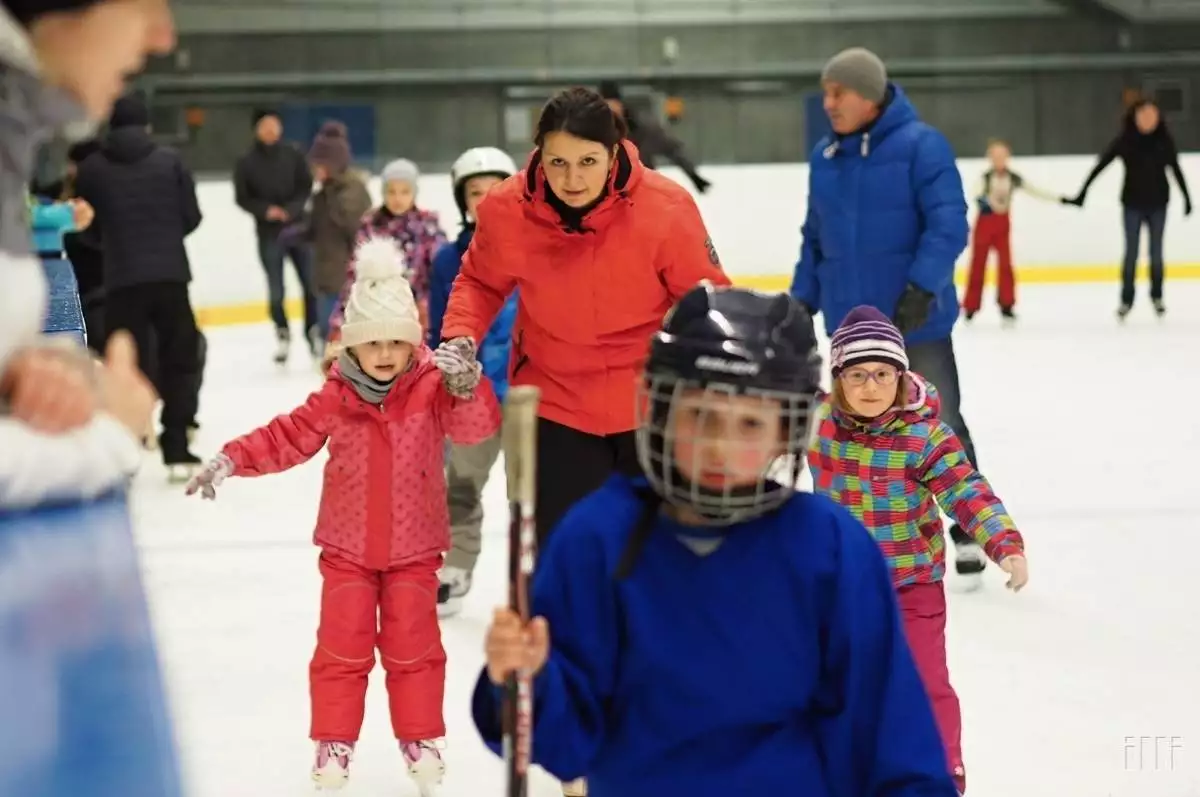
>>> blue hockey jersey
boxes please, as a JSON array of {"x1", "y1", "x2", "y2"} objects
[
  {"x1": 427, "y1": 226, "x2": 517, "y2": 403},
  {"x1": 471, "y1": 475, "x2": 959, "y2": 797}
]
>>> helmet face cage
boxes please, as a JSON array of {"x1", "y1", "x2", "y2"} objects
[{"x1": 635, "y1": 372, "x2": 818, "y2": 526}]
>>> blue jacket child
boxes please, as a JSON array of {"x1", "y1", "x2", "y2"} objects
[
  {"x1": 427, "y1": 226, "x2": 517, "y2": 403},
  {"x1": 791, "y1": 84, "x2": 968, "y2": 344}
]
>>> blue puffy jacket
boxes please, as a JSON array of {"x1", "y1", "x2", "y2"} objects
[
  {"x1": 790, "y1": 84, "x2": 968, "y2": 344},
  {"x1": 428, "y1": 227, "x2": 517, "y2": 404}
]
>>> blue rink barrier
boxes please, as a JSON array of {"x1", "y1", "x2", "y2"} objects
[
  {"x1": 40, "y1": 258, "x2": 86, "y2": 348},
  {"x1": 0, "y1": 260, "x2": 184, "y2": 797}
]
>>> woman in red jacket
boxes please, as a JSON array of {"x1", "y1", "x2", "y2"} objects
[
  {"x1": 184, "y1": 237, "x2": 500, "y2": 794},
  {"x1": 435, "y1": 86, "x2": 730, "y2": 542}
]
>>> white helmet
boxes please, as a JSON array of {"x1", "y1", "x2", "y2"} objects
[{"x1": 450, "y1": 146, "x2": 518, "y2": 220}]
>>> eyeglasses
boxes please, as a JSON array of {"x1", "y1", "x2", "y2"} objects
[{"x1": 840, "y1": 367, "x2": 898, "y2": 387}]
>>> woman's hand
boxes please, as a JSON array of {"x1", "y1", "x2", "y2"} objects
[{"x1": 0, "y1": 347, "x2": 96, "y2": 433}]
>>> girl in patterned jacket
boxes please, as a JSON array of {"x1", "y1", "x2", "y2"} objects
[
  {"x1": 807, "y1": 305, "x2": 1030, "y2": 797},
  {"x1": 183, "y1": 237, "x2": 500, "y2": 795},
  {"x1": 328, "y1": 158, "x2": 447, "y2": 345}
]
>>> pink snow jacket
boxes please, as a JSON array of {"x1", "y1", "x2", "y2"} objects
[
  {"x1": 220, "y1": 346, "x2": 499, "y2": 570},
  {"x1": 329, "y1": 206, "x2": 447, "y2": 340}
]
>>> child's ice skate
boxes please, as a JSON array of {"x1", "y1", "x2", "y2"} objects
[
  {"x1": 312, "y1": 740, "x2": 354, "y2": 790},
  {"x1": 999, "y1": 306, "x2": 1016, "y2": 327},
  {"x1": 437, "y1": 566, "x2": 472, "y2": 618},
  {"x1": 562, "y1": 778, "x2": 587, "y2": 796},
  {"x1": 953, "y1": 537, "x2": 987, "y2": 591},
  {"x1": 274, "y1": 328, "x2": 290, "y2": 365},
  {"x1": 1153, "y1": 298, "x2": 1165, "y2": 318},
  {"x1": 400, "y1": 739, "x2": 445, "y2": 796}
]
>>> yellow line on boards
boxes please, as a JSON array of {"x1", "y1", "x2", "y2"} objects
[{"x1": 194, "y1": 263, "x2": 1200, "y2": 328}]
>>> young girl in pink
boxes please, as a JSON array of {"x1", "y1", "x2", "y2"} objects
[
  {"x1": 807, "y1": 305, "x2": 1030, "y2": 796},
  {"x1": 185, "y1": 237, "x2": 500, "y2": 794},
  {"x1": 328, "y1": 158, "x2": 447, "y2": 343}
]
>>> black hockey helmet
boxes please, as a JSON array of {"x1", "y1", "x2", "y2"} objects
[{"x1": 634, "y1": 282, "x2": 823, "y2": 527}]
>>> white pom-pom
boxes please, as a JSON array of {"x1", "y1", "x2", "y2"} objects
[{"x1": 353, "y1": 236, "x2": 408, "y2": 281}]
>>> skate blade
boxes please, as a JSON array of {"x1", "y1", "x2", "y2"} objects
[{"x1": 166, "y1": 464, "x2": 198, "y2": 484}]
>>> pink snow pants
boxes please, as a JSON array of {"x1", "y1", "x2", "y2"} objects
[{"x1": 896, "y1": 581, "x2": 966, "y2": 793}]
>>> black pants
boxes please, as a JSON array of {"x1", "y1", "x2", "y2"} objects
[
  {"x1": 535, "y1": 417, "x2": 641, "y2": 548},
  {"x1": 1121, "y1": 206, "x2": 1167, "y2": 306},
  {"x1": 907, "y1": 337, "x2": 976, "y2": 547},
  {"x1": 106, "y1": 282, "x2": 202, "y2": 447}
]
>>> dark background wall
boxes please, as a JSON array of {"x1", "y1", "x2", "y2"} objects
[{"x1": 135, "y1": 0, "x2": 1200, "y2": 174}]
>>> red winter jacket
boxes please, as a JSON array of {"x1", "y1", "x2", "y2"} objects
[{"x1": 221, "y1": 347, "x2": 500, "y2": 570}]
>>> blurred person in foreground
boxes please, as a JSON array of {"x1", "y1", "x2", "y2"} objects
[{"x1": 0, "y1": 0, "x2": 173, "y2": 507}]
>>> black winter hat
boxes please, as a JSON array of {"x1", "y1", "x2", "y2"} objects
[
  {"x1": 598, "y1": 81, "x2": 623, "y2": 100},
  {"x1": 252, "y1": 107, "x2": 280, "y2": 127},
  {"x1": 2, "y1": 0, "x2": 107, "y2": 24},
  {"x1": 109, "y1": 93, "x2": 149, "y2": 129}
]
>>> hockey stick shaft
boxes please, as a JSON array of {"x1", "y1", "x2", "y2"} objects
[{"x1": 501, "y1": 385, "x2": 540, "y2": 797}]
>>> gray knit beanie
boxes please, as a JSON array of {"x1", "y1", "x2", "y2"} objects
[
  {"x1": 381, "y1": 158, "x2": 419, "y2": 191},
  {"x1": 821, "y1": 47, "x2": 888, "y2": 104}
]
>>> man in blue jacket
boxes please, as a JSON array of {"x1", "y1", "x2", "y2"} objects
[{"x1": 791, "y1": 48, "x2": 986, "y2": 577}]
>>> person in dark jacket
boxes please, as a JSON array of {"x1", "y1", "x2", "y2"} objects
[
  {"x1": 234, "y1": 108, "x2": 320, "y2": 364},
  {"x1": 597, "y1": 81, "x2": 710, "y2": 194},
  {"x1": 75, "y1": 92, "x2": 204, "y2": 473},
  {"x1": 1065, "y1": 98, "x2": 1192, "y2": 319},
  {"x1": 789, "y1": 48, "x2": 989, "y2": 580}
]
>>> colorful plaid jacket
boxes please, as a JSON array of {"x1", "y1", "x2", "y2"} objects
[{"x1": 807, "y1": 373, "x2": 1023, "y2": 587}]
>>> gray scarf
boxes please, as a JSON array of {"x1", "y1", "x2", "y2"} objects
[{"x1": 337, "y1": 349, "x2": 396, "y2": 404}]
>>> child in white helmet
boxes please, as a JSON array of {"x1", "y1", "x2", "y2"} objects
[{"x1": 426, "y1": 146, "x2": 519, "y2": 616}]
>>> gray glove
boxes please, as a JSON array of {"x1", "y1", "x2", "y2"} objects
[{"x1": 433, "y1": 337, "x2": 482, "y2": 399}]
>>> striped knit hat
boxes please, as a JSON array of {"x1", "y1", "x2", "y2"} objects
[{"x1": 830, "y1": 305, "x2": 908, "y2": 375}]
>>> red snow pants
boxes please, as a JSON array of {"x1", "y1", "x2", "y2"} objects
[
  {"x1": 964, "y1": 212, "x2": 1015, "y2": 314},
  {"x1": 896, "y1": 581, "x2": 966, "y2": 793},
  {"x1": 309, "y1": 550, "x2": 446, "y2": 743}
]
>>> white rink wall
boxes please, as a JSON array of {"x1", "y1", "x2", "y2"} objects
[{"x1": 185, "y1": 153, "x2": 1200, "y2": 321}]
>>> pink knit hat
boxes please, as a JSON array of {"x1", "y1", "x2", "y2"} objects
[{"x1": 308, "y1": 121, "x2": 351, "y2": 175}]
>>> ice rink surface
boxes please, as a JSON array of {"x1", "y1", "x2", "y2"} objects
[{"x1": 129, "y1": 282, "x2": 1200, "y2": 797}]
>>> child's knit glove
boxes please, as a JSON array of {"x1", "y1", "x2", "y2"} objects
[
  {"x1": 434, "y1": 337, "x2": 482, "y2": 399},
  {"x1": 185, "y1": 453, "x2": 234, "y2": 500}
]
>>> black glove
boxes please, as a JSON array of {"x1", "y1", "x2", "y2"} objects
[{"x1": 894, "y1": 284, "x2": 935, "y2": 334}]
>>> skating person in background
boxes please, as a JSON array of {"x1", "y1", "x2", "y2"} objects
[
  {"x1": 184, "y1": 237, "x2": 501, "y2": 795},
  {"x1": 597, "y1": 80, "x2": 711, "y2": 193},
  {"x1": 436, "y1": 86, "x2": 729, "y2": 553},
  {"x1": 75, "y1": 92, "x2": 205, "y2": 479},
  {"x1": 1064, "y1": 98, "x2": 1192, "y2": 320},
  {"x1": 476, "y1": 284, "x2": 959, "y2": 797},
  {"x1": 808, "y1": 305, "x2": 1029, "y2": 794},
  {"x1": 234, "y1": 108, "x2": 321, "y2": 363},
  {"x1": 964, "y1": 139, "x2": 1067, "y2": 323},
  {"x1": 291, "y1": 121, "x2": 373, "y2": 347},
  {"x1": 426, "y1": 145, "x2": 518, "y2": 617},
  {"x1": 326, "y1": 158, "x2": 447, "y2": 352},
  {"x1": 791, "y1": 47, "x2": 990, "y2": 580}
]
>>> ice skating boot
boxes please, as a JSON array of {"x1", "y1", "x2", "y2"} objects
[
  {"x1": 307, "y1": 324, "x2": 325, "y2": 360},
  {"x1": 1153, "y1": 298, "x2": 1166, "y2": 318},
  {"x1": 161, "y1": 430, "x2": 201, "y2": 484},
  {"x1": 1117, "y1": 303, "x2": 1132, "y2": 321},
  {"x1": 562, "y1": 778, "x2": 587, "y2": 796},
  {"x1": 999, "y1": 306, "x2": 1016, "y2": 327},
  {"x1": 274, "y1": 328, "x2": 290, "y2": 365},
  {"x1": 312, "y1": 740, "x2": 354, "y2": 790},
  {"x1": 400, "y1": 739, "x2": 445, "y2": 796},
  {"x1": 953, "y1": 530, "x2": 986, "y2": 591},
  {"x1": 962, "y1": 309, "x2": 976, "y2": 322},
  {"x1": 437, "y1": 566, "x2": 472, "y2": 618}
]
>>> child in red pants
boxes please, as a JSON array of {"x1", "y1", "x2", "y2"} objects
[
  {"x1": 185, "y1": 237, "x2": 500, "y2": 794},
  {"x1": 965, "y1": 139, "x2": 1066, "y2": 322},
  {"x1": 808, "y1": 305, "x2": 1030, "y2": 795}
]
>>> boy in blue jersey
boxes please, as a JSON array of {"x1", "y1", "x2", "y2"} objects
[
  {"x1": 427, "y1": 146, "x2": 519, "y2": 616},
  {"x1": 473, "y1": 283, "x2": 960, "y2": 797}
]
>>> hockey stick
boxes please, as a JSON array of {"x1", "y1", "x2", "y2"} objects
[{"x1": 501, "y1": 385, "x2": 540, "y2": 797}]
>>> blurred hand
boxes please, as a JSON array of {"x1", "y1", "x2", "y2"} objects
[
  {"x1": 1000, "y1": 555, "x2": 1029, "y2": 592},
  {"x1": 484, "y1": 607, "x2": 550, "y2": 685},
  {"x1": 70, "y1": 198, "x2": 94, "y2": 230},
  {"x1": 97, "y1": 330, "x2": 157, "y2": 436},
  {"x1": 266, "y1": 205, "x2": 289, "y2": 221},
  {"x1": 0, "y1": 347, "x2": 96, "y2": 433},
  {"x1": 185, "y1": 453, "x2": 234, "y2": 500}
]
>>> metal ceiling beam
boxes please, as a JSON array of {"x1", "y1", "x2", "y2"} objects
[
  {"x1": 1045, "y1": 0, "x2": 1134, "y2": 22},
  {"x1": 136, "y1": 48, "x2": 1200, "y2": 92}
]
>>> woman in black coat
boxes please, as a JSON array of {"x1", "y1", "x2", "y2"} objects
[{"x1": 1066, "y1": 99, "x2": 1191, "y2": 319}]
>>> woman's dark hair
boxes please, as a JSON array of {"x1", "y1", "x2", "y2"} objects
[{"x1": 534, "y1": 86, "x2": 628, "y2": 149}]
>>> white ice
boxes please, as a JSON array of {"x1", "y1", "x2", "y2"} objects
[{"x1": 129, "y1": 282, "x2": 1200, "y2": 797}]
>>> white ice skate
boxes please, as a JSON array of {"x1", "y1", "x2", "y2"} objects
[
  {"x1": 312, "y1": 740, "x2": 354, "y2": 790},
  {"x1": 274, "y1": 330, "x2": 290, "y2": 365},
  {"x1": 400, "y1": 738, "x2": 445, "y2": 796},
  {"x1": 953, "y1": 540, "x2": 987, "y2": 592},
  {"x1": 437, "y1": 566, "x2": 472, "y2": 618}
]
